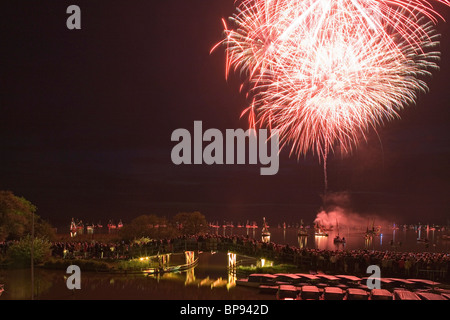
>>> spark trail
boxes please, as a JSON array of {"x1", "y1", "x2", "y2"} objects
[{"x1": 213, "y1": 0, "x2": 447, "y2": 192}]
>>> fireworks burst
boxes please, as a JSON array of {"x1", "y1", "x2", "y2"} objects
[{"x1": 213, "y1": 0, "x2": 447, "y2": 190}]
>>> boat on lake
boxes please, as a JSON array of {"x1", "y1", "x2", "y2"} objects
[
  {"x1": 299, "y1": 285, "x2": 321, "y2": 300},
  {"x1": 369, "y1": 289, "x2": 393, "y2": 300},
  {"x1": 416, "y1": 292, "x2": 448, "y2": 300},
  {"x1": 364, "y1": 219, "x2": 381, "y2": 238},
  {"x1": 261, "y1": 217, "x2": 271, "y2": 242},
  {"x1": 393, "y1": 289, "x2": 421, "y2": 300},
  {"x1": 314, "y1": 223, "x2": 328, "y2": 237},
  {"x1": 236, "y1": 273, "x2": 278, "y2": 288},
  {"x1": 345, "y1": 288, "x2": 368, "y2": 300},
  {"x1": 276, "y1": 285, "x2": 299, "y2": 300},
  {"x1": 298, "y1": 219, "x2": 308, "y2": 237},
  {"x1": 333, "y1": 219, "x2": 346, "y2": 244},
  {"x1": 322, "y1": 286, "x2": 345, "y2": 300}
]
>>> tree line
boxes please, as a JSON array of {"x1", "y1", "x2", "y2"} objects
[{"x1": 0, "y1": 190, "x2": 210, "y2": 266}]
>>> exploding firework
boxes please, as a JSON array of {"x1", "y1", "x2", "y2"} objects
[{"x1": 213, "y1": 0, "x2": 447, "y2": 190}]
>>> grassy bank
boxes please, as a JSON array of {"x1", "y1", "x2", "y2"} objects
[
  {"x1": 237, "y1": 263, "x2": 306, "y2": 277},
  {"x1": 42, "y1": 258, "x2": 113, "y2": 272},
  {"x1": 40, "y1": 257, "x2": 167, "y2": 273}
]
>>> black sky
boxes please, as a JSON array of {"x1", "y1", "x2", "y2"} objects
[{"x1": 1, "y1": 0, "x2": 449, "y2": 229}]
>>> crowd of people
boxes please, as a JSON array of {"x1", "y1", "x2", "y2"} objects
[
  {"x1": 197, "y1": 234, "x2": 450, "y2": 281},
  {"x1": 1, "y1": 233, "x2": 449, "y2": 282}
]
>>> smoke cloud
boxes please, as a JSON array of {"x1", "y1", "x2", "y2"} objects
[{"x1": 314, "y1": 191, "x2": 391, "y2": 231}]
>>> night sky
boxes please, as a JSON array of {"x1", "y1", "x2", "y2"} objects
[{"x1": 1, "y1": 0, "x2": 449, "y2": 230}]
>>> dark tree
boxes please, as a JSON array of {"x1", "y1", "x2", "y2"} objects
[
  {"x1": 173, "y1": 211, "x2": 208, "y2": 236},
  {"x1": 0, "y1": 190, "x2": 55, "y2": 241}
]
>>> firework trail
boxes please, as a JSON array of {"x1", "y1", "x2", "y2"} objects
[{"x1": 213, "y1": 0, "x2": 447, "y2": 192}]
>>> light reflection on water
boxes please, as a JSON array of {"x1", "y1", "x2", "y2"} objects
[
  {"x1": 0, "y1": 252, "x2": 267, "y2": 300},
  {"x1": 1, "y1": 228, "x2": 448, "y2": 300},
  {"x1": 214, "y1": 226, "x2": 450, "y2": 253}
]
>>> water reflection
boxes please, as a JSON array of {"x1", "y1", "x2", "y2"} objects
[
  {"x1": 227, "y1": 252, "x2": 237, "y2": 290},
  {"x1": 0, "y1": 252, "x2": 245, "y2": 300},
  {"x1": 185, "y1": 267, "x2": 195, "y2": 285},
  {"x1": 298, "y1": 235, "x2": 308, "y2": 249},
  {"x1": 313, "y1": 234, "x2": 346, "y2": 251},
  {"x1": 215, "y1": 226, "x2": 450, "y2": 253},
  {"x1": 3, "y1": 228, "x2": 449, "y2": 300},
  {"x1": 365, "y1": 236, "x2": 373, "y2": 250},
  {"x1": 314, "y1": 235, "x2": 327, "y2": 250},
  {"x1": 0, "y1": 268, "x2": 57, "y2": 300},
  {"x1": 227, "y1": 269, "x2": 236, "y2": 290}
]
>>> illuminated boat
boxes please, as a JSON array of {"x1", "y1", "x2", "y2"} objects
[
  {"x1": 273, "y1": 273, "x2": 302, "y2": 285},
  {"x1": 369, "y1": 289, "x2": 393, "y2": 300},
  {"x1": 86, "y1": 224, "x2": 94, "y2": 234},
  {"x1": 335, "y1": 275, "x2": 362, "y2": 288},
  {"x1": 345, "y1": 288, "x2": 368, "y2": 300},
  {"x1": 209, "y1": 222, "x2": 220, "y2": 228},
  {"x1": 441, "y1": 293, "x2": 450, "y2": 300},
  {"x1": 406, "y1": 278, "x2": 441, "y2": 290},
  {"x1": 416, "y1": 292, "x2": 448, "y2": 300},
  {"x1": 258, "y1": 284, "x2": 279, "y2": 294},
  {"x1": 360, "y1": 277, "x2": 396, "y2": 291},
  {"x1": 315, "y1": 274, "x2": 341, "y2": 288},
  {"x1": 261, "y1": 217, "x2": 270, "y2": 235},
  {"x1": 294, "y1": 273, "x2": 320, "y2": 285},
  {"x1": 70, "y1": 218, "x2": 77, "y2": 237},
  {"x1": 314, "y1": 223, "x2": 328, "y2": 237},
  {"x1": 322, "y1": 287, "x2": 345, "y2": 300},
  {"x1": 107, "y1": 220, "x2": 116, "y2": 230},
  {"x1": 364, "y1": 219, "x2": 381, "y2": 238},
  {"x1": 333, "y1": 220, "x2": 345, "y2": 243},
  {"x1": 276, "y1": 285, "x2": 299, "y2": 300},
  {"x1": 299, "y1": 285, "x2": 320, "y2": 300},
  {"x1": 261, "y1": 217, "x2": 271, "y2": 242},
  {"x1": 236, "y1": 274, "x2": 278, "y2": 288},
  {"x1": 297, "y1": 219, "x2": 308, "y2": 237},
  {"x1": 393, "y1": 289, "x2": 421, "y2": 300}
]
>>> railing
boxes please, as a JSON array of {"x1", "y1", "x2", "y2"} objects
[{"x1": 52, "y1": 237, "x2": 449, "y2": 282}]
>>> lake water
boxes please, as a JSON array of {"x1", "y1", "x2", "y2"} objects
[
  {"x1": 214, "y1": 226, "x2": 450, "y2": 253},
  {"x1": 1, "y1": 227, "x2": 448, "y2": 300},
  {"x1": 0, "y1": 252, "x2": 269, "y2": 300}
]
